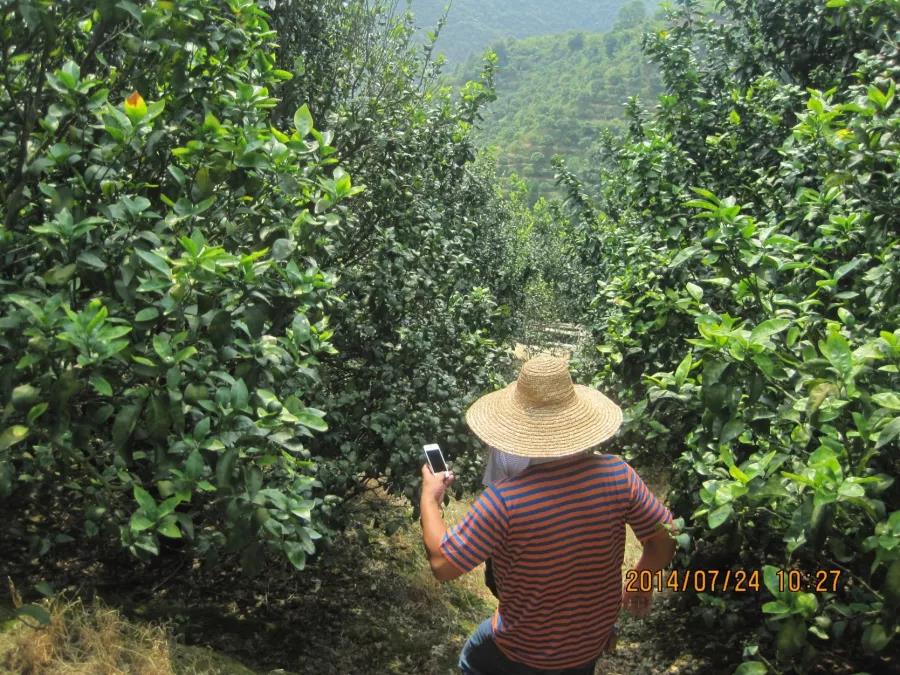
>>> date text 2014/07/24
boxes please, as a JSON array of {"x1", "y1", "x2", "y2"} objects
[{"x1": 624, "y1": 569, "x2": 843, "y2": 594}]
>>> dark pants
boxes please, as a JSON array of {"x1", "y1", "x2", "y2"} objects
[{"x1": 459, "y1": 618, "x2": 600, "y2": 675}]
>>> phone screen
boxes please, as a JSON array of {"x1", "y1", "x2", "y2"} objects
[{"x1": 424, "y1": 446, "x2": 447, "y2": 474}]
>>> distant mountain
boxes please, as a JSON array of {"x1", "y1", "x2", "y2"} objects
[
  {"x1": 457, "y1": 10, "x2": 660, "y2": 201},
  {"x1": 408, "y1": 0, "x2": 650, "y2": 64}
]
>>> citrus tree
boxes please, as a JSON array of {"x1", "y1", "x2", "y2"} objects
[
  {"x1": 267, "y1": 2, "x2": 528, "y2": 500},
  {"x1": 0, "y1": 0, "x2": 357, "y2": 574},
  {"x1": 555, "y1": 0, "x2": 899, "y2": 671}
]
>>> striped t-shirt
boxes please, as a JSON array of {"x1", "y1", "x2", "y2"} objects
[{"x1": 440, "y1": 452, "x2": 673, "y2": 670}]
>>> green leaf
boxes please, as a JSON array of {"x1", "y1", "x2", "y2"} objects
[
  {"x1": 876, "y1": 417, "x2": 900, "y2": 449},
  {"x1": 749, "y1": 319, "x2": 790, "y2": 344},
  {"x1": 186, "y1": 450, "x2": 205, "y2": 480},
  {"x1": 245, "y1": 466, "x2": 263, "y2": 497},
  {"x1": 809, "y1": 625, "x2": 829, "y2": 640},
  {"x1": 808, "y1": 383, "x2": 838, "y2": 413},
  {"x1": 136, "y1": 249, "x2": 171, "y2": 277},
  {"x1": 43, "y1": 264, "x2": 77, "y2": 285},
  {"x1": 296, "y1": 410, "x2": 328, "y2": 432},
  {"x1": 867, "y1": 85, "x2": 888, "y2": 110},
  {"x1": 871, "y1": 392, "x2": 900, "y2": 411},
  {"x1": 294, "y1": 103, "x2": 314, "y2": 137},
  {"x1": 729, "y1": 465, "x2": 750, "y2": 484},
  {"x1": 27, "y1": 403, "x2": 48, "y2": 425},
  {"x1": 89, "y1": 375, "x2": 113, "y2": 396},
  {"x1": 684, "y1": 200, "x2": 718, "y2": 211},
  {"x1": 34, "y1": 582, "x2": 54, "y2": 597},
  {"x1": 838, "y1": 481, "x2": 865, "y2": 498},
  {"x1": 157, "y1": 516, "x2": 182, "y2": 539},
  {"x1": 685, "y1": 282, "x2": 703, "y2": 301},
  {"x1": 216, "y1": 448, "x2": 238, "y2": 489},
  {"x1": 819, "y1": 333, "x2": 852, "y2": 375},
  {"x1": 720, "y1": 419, "x2": 744, "y2": 446},
  {"x1": 231, "y1": 378, "x2": 249, "y2": 409},
  {"x1": 861, "y1": 623, "x2": 890, "y2": 652},
  {"x1": 292, "y1": 314, "x2": 311, "y2": 344},
  {"x1": 271, "y1": 238, "x2": 295, "y2": 260},
  {"x1": 0, "y1": 425, "x2": 29, "y2": 450},
  {"x1": 203, "y1": 112, "x2": 222, "y2": 132},
  {"x1": 112, "y1": 404, "x2": 141, "y2": 448},
  {"x1": 674, "y1": 352, "x2": 692, "y2": 387},
  {"x1": 17, "y1": 604, "x2": 51, "y2": 625},
  {"x1": 285, "y1": 541, "x2": 307, "y2": 570},
  {"x1": 133, "y1": 485, "x2": 157, "y2": 515},
  {"x1": 708, "y1": 504, "x2": 732, "y2": 529},
  {"x1": 152, "y1": 335, "x2": 170, "y2": 359},
  {"x1": 77, "y1": 251, "x2": 107, "y2": 270},
  {"x1": 720, "y1": 445, "x2": 735, "y2": 468},
  {"x1": 796, "y1": 592, "x2": 818, "y2": 615},
  {"x1": 135, "y1": 308, "x2": 159, "y2": 322},
  {"x1": 733, "y1": 662, "x2": 767, "y2": 675},
  {"x1": 173, "y1": 346, "x2": 197, "y2": 363},
  {"x1": 130, "y1": 513, "x2": 154, "y2": 531},
  {"x1": 669, "y1": 245, "x2": 701, "y2": 268},
  {"x1": 117, "y1": 1, "x2": 143, "y2": 23},
  {"x1": 782, "y1": 471, "x2": 815, "y2": 487},
  {"x1": 761, "y1": 601, "x2": 790, "y2": 615}
]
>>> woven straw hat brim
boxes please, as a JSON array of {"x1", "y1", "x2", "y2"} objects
[{"x1": 465, "y1": 382, "x2": 623, "y2": 459}]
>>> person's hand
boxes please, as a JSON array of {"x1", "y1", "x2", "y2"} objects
[
  {"x1": 421, "y1": 463, "x2": 454, "y2": 505},
  {"x1": 622, "y1": 585, "x2": 653, "y2": 617}
]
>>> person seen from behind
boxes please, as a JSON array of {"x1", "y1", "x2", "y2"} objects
[{"x1": 420, "y1": 355, "x2": 677, "y2": 674}]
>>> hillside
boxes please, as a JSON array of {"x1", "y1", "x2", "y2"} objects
[
  {"x1": 409, "y1": 0, "x2": 650, "y2": 64},
  {"x1": 463, "y1": 18, "x2": 660, "y2": 201}
]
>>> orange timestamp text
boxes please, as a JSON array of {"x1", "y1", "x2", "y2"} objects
[{"x1": 624, "y1": 568, "x2": 843, "y2": 593}]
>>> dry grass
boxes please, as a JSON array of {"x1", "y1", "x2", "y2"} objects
[
  {"x1": 0, "y1": 596, "x2": 260, "y2": 675},
  {"x1": 2, "y1": 596, "x2": 173, "y2": 675}
]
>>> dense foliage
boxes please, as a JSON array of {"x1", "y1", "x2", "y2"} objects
[
  {"x1": 554, "y1": 0, "x2": 898, "y2": 671},
  {"x1": 265, "y1": 1, "x2": 529, "y2": 505},
  {"x1": 409, "y1": 0, "x2": 643, "y2": 64},
  {"x1": 0, "y1": 0, "x2": 351, "y2": 573},
  {"x1": 3, "y1": 1, "x2": 896, "y2": 672},
  {"x1": 0, "y1": 0, "x2": 522, "y2": 573},
  {"x1": 454, "y1": 5, "x2": 661, "y2": 201}
]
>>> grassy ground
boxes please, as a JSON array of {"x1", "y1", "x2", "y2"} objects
[{"x1": 0, "y1": 598, "x2": 257, "y2": 675}]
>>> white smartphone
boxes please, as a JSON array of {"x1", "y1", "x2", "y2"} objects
[{"x1": 423, "y1": 443, "x2": 448, "y2": 474}]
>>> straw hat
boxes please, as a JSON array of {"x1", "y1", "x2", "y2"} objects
[{"x1": 465, "y1": 355, "x2": 623, "y2": 458}]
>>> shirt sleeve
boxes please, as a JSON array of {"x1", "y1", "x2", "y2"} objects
[
  {"x1": 439, "y1": 485, "x2": 508, "y2": 574},
  {"x1": 624, "y1": 462, "x2": 673, "y2": 543}
]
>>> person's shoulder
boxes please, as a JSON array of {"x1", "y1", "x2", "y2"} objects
[
  {"x1": 593, "y1": 452, "x2": 629, "y2": 470},
  {"x1": 491, "y1": 472, "x2": 527, "y2": 492}
]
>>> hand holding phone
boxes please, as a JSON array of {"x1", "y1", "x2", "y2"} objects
[
  {"x1": 422, "y1": 443, "x2": 454, "y2": 504},
  {"x1": 423, "y1": 443, "x2": 448, "y2": 474}
]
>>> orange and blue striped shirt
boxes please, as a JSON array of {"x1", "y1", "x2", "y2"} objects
[{"x1": 440, "y1": 452, "x2": 673, "y2": 670}]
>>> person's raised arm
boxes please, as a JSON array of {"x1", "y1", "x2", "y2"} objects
[
  {"x1": 420, "y1": 464, "x2": 509, "y2": 583},
  {"x1": 419, "y1": 464, "x2": 463, "y2": 581}
]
